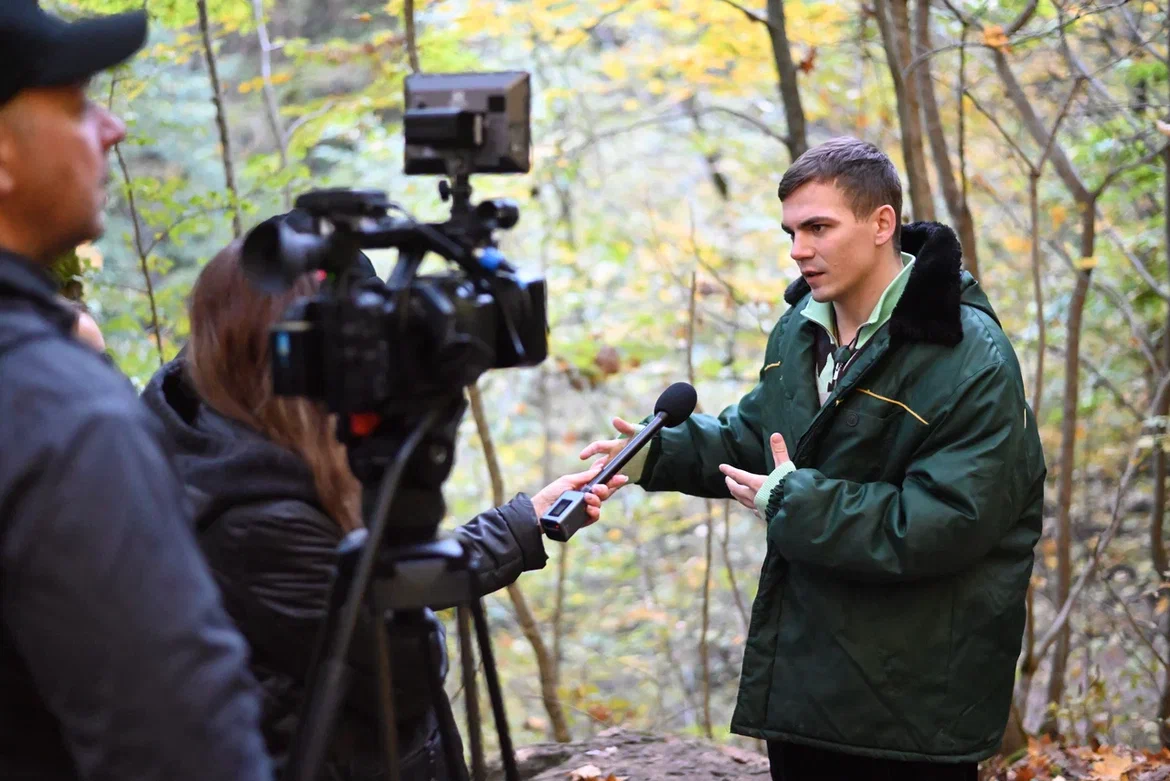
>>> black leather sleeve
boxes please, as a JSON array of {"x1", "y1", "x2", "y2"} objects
[{"x1": 451, "y1": 493, "x2": 548, "y2": 603}]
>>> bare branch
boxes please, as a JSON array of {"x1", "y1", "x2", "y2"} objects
[
  {"x1": 1121, "y1": 6, "x2": 1169, "y2": 65},
  {"x1": 992, "y1": 49, "x2": 1091, "y2": 203},
  {"x1": 1034, "y1": 372, "x2": 1170, "y2": 661},
  {"x1": 962, "y1": 89, "x2": 1032, "y2": 168},
  {"x1": 1093, "y1": 141, "x2": 1169, "y2": 198},
  {"x1": 404, "y1": 0, "x2": 420, "y2": 73},
  {"x1": 715, "y1": 0, "x2": 769, "y2": 27},
  {"x1": 1103, "y1": 226, "x2": 1170, "y2": 302},
  {"x1": 975, "y1": 178, "x2": 1162, "y2": 374},
  {"x1": 1046, "y1": 343, "x2": 1145, "y2": 423},
  {"x1": 284, "y1": 102, "x2": 336, "y2": 146},
  {"x1": 1005, "y1": 0, "x2": 1038, "y2": 36},
  {"x1": 1101, "y1": 577, "x2": 1170, "y2": 672},
  {"x1": 251, "y1": 0, "x2": 290, "y2": 209},
  {"x1": 196, "y1": 0, "x2": 242, "y2": 237},
  {"x1": 1039, "y1": 79, "x2": 1084, "y2": 171},
  {"x1": 114, "y1": 146, "x2": 165, "y2": 368},
  {"x1": 697, "y1": 105, "x2": 791, "y2": 145}
]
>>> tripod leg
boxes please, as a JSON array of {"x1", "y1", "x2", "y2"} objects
[
  {"x1": 469, "y1": 599, "x2": 520, "y2": 781},
  {"x1": 421, "y1": 612, "x2": 471, "y2": 781},
  {"x1": 457, "y1": 605, "x2": 485, "y2": 781},
  {"x1": 371, "y1": 592, "x2": 402, "y2": 781}
]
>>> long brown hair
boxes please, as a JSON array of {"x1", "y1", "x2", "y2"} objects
[{"x1": 186, "y1": 239, "x2": 362, "y2": 531}]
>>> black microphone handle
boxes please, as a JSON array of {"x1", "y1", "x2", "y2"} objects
[{"x1": 583, "y1": 411, "x2": 668, "y2": 490}]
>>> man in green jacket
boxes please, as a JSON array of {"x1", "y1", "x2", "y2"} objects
[{"x1": 582, "y1": 137, "x2": 1045, "y2": 780}]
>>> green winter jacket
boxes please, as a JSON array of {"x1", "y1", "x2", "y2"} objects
[{"x1": 637, "y1": 222, "x2": 1045, "y2": 763}]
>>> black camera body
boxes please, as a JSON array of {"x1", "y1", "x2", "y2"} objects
[{"x1": 262, "y1": 191, "x2": 547, "y2": 417}]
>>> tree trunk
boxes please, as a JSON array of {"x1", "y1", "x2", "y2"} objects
[
  {"x1": 1040, "y1": 206, "x2": 1097, "y2": 738},
  {"x1": 875, "y1": 0, "x2": 935, "y2": 221},
  {"x1": 1158, "y1": 143, "x2": 1170, "y2": 748},
  {"x1": 1029, "y1": 172, "x2": 1045, "y2": 423},
  {"x1": 914, "y1": 0, "x2": 977, "y2": 276},
  {"x1": 468, "y1": 385, "x2": 571, "y2": 742},
  {"x1": 764, "y1": 0, "x2": 808, "y2": 160}
]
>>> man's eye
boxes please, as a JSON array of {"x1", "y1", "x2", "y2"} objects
[{"x1": 809, "y1": 224, "x2": 825, "y2": 234}]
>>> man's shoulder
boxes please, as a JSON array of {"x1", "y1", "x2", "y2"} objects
[
  {"x1": 903, "y1": 305, "x2": 1025, "y2": 412},
  {"x1": 953, "y1": 304, "x2": 1023, "y2": 378},
  {"x1": 0, "y1": 313, "x2": 148, "y2": 441}
]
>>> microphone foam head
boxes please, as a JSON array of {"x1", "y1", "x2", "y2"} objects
[{"x1": 655, "y1": 382, "x2": 698, "y2": 427}]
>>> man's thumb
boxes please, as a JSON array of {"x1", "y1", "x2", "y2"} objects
[{"x1": 770, "y1": 433, "x2": 788, "y2": 463}]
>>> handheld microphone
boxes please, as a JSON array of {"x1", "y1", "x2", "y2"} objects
[{"x1": 540, "y1": 382, "x2": 698, "y2": 542}]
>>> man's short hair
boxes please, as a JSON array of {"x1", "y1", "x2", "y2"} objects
[{"x1": 777, "y1": 137, "x2": 904, "y2": 249}]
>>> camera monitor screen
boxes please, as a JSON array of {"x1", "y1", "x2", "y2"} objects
[{"x1": 403, "y1": 71, "x2": 531, "y2": 176}]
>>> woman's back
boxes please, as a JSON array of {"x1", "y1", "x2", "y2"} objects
[{"x1": 142, "y1": 360, "x2": 452, "y2": 779}]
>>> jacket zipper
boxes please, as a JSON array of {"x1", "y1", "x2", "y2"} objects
[{"x1": 792, "y1": 327, "x2": 892, "y2": 466}]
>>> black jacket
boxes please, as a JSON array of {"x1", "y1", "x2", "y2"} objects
[
  {"x1": 0, "y1": 251, "x2": 273, "y2": 781},
  {"x1": 141, "y1": 359, "x2": 549, "y2": 780}
]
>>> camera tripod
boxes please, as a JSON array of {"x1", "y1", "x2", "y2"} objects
[{"x1": 285, "y1": 394, "x2": 521, "y2": 781}]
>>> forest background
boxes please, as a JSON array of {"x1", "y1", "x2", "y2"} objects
[{"x1": 48, "y1": 0, "x2": 1170, "y2": 774}]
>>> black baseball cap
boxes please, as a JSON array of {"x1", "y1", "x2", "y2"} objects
[{"x1": 0, "y1": 1, "x2": 148, "y2": 106}]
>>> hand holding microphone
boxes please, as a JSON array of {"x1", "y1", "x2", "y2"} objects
[{"x1": 541, "y1": 382, "x2": 698, "y2": 542}]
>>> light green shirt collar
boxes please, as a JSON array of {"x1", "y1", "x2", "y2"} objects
[{"x1": 800, "y1": 251, "x2": 916, "y2": 349}]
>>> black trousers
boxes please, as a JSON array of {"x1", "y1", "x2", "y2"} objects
[{"x1": 768, "y1": 741, "x2": 978, "y2": 781}]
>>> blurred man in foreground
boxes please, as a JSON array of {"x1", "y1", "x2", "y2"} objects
[{"x1": 0, "y1": 2, "x2": 273, "y2": 779}]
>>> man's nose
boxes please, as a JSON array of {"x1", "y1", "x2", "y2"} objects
[
  {"x1": 790, "y1": 235, "x2": 814, "y2": 260},
  {"x1": 98, "y1": 106, "x2": 127, "y2": 149}
]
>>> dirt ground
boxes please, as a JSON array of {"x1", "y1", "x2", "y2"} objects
[{"x1": 486, "y1": 727, "x2": 770, "y2": 780}]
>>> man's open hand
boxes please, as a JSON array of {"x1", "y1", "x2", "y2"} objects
[
  {"x1": 719, "y1": 434, "x2": 790, "y2": 515},
  {"x1": 578, "y1": 417, "x2": 640, "y2": 467}
]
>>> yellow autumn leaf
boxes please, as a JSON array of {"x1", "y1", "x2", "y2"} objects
[
  {"x1": 622, "y1": 97, "x2": 639, "y2": 112},
  {"x1": 270, "y1": 72, "x2": 292, "y2": 86},
  {"x1": 1003, "y1": 235, "x2": 1030, "y2": 254},
  {"x1": 606, "y1": 528, "x2": 623, "y2": 542},
  {"x1": 1049, "y1": 204, "x2": 1068, "y2": 227},
  {"x1": 600, "y1": 57, "x2": 628, "y2": 81},
  {"x1": 1077, "y1": 256, "x2": 1098, "y2": 271},
  {"x1": 982, "y1": 24, "x2": 1010, "y2": 52}
]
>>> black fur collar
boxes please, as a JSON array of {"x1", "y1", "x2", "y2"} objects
[{"x1": 782, "y1": 221, "x2": 964, "y2": 346}]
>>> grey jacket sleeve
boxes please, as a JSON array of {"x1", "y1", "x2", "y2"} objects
[{"x1": 0, "y1": 402, "x2": 273, "y2": 781}]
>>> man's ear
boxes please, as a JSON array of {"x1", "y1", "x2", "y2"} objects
[
  {"x1": 873, "y1": 204, "x2": 898, "y2": 249},
  {"x1": 0, "y1": 114, "x2": 19, "y2": 197}
]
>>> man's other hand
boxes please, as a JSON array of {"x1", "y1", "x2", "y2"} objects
[{"x1": 719, "y1": 434, "x2": 790, "y2": 515}]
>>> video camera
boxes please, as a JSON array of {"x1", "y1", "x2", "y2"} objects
[
  {"x1": 241, "y1": 71, "x2": 545, "y2": 433},
  {"x1": 239, "y1": 71, "x2": 542, "y2": 781}
]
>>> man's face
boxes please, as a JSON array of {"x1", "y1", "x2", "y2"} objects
[
  {"x1": 0, "y1": 84, "x2": 126, "y2": 260},
  {"x1": 781, "y1": 180, "x2": 890, "y2": 304}
]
